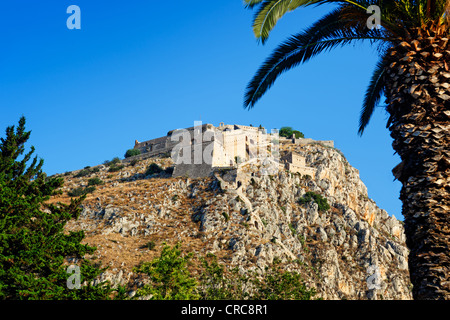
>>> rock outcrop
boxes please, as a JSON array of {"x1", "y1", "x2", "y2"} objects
[{"x1": 56, "y1": 142, "x2": 412, "y2": 300}]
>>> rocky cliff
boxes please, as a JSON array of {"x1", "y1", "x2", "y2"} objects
[{"x1": 52, "y1": 141, "x2": 412, "y2": 300}]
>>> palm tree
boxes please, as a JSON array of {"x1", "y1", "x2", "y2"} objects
[{"x1": 243, "y1": 0, "x2": 450, "y2": 300}]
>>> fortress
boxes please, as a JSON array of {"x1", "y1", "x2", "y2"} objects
[{"x1": 125, "y1": 123, "x2": 334, "y2": 179}]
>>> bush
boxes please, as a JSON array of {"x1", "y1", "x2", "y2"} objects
[
  {"x1": 74, "y1": 166, "x2": 99, "y2": 178},
  {"x1": 133, "y1": 243, "x2": 199, "y2": 300},
  {"x1": 250, "y1": 262, "x2": 316, "y2": 300},
  {"x1": 104, "y1": 157, "x2": 121, "y2": 167},
  {"x1": 164, "y1": 166, "x2": 174, "y2": 175},
  {"x1": 199, "y1": 254, "x2": 245, "y2": 300},
  {"x1": 146, "y1": 241, "x2": 156, "y2": 251},
  {"x1": 145, "y1": 163, "x2": 163, "y2": 176},
  {"x1": 74, "y1": 168, "x2": 91, "y2": 178},
  {"x1": 298, "y1": 191, "x2": 330, "y2": 212},
  {"x1": 132, "y1": 243, "x2": 317, "y2": 301},
  {"x1": 124, "y1": 149, "x2": 141, "y2": 159},
  {"x1": 108, "y1": 164, "x2": 125, "y2": 172},
  {"x1": 68, "y1": 186, "x2": 96, "y2": 197},
  {"x1": 88, "y1": 177, "x2": 104, "y2": 186},
  {"x1": 67, "y1": 187, "x2": 85, "y2": 197},
  {"x1": 84, "y1": 186, "x2": 96, "y2": 194},
  {"x1": 292, "y1": 130, "x2": 305, "y2": 139},
  {"x1": 199, "y1": 253, "x2": 316, "y2": 300},
  {"x1": 104, "y1": 157, "x2": 124, "y2": 172},
  {"x1": 279, "y1": 126, "x2": 304, "y2": 139}
]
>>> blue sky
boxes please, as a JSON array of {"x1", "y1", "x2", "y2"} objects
[{"x1": 0, "y1": 1, "x2": 403, "y2": 219}]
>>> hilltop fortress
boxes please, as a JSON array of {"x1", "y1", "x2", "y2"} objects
[{"x1": 125, "y1": 123, "x2": 334, "y2": 180}]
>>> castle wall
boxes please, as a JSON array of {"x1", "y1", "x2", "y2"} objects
[
  {"x1": 292, "y1": 138, "x2": 334, "y2": 148},
  {"x1": 171, "y1": 140, "x2": 214, "y2": 178},
  {"x1": 135, "y1": 136, "x2": 168, "y2": 154},
  {"x1": 172, "y1": 163, "x2": 213, "y2": 178},
  {"x1": 285, "y1": 163, "x2": 317, "y2": 177},
  {"x1": 131, "y1": 124, "x2": 326, "y2": 180}
]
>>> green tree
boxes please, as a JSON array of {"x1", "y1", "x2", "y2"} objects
[
  {"x1": 243, "y1": 0, "x2": 450, "y2": 300},
  {"x1": 292, "y1": 130, "x2": 305, "y2": 139},
  {"x1": 145, "y1": 163, "x2": 163, "y2": 176},
  {"x1": 124, "y1": 149, "x2": 141, "y2": 159},
  {"x1": 198, "y1": 253, "x2": 249, "y2": 300},
  {"x1": 0, "y1": 117, "x2": 113, "y2": 299},
  {"x1": 298, "y1": 191, "x2": 331, "y2": 212},
  {"x1": 279, "y1": 127, "x2": 304, "y2": 138},
  {"x1": 251, "y1": 262, "x2": 316, "y2": 300},
  {"x1": 279, "y1": 126, "x2": 294, "y2": 138},
  {"x1": 133, "y1": 243, "x2": 199, "y2": 300}
]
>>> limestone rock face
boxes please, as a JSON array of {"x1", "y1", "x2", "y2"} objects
[{"x1": 62, "y1": 143, "x2": 412, "y2": 300}]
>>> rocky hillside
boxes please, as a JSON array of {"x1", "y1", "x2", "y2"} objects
[{"x1": 50, "y1": 141, "x2": 412, "y2": 300}]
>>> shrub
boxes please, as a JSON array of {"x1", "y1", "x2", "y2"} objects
[
  {"x1": 199, "y1": 254, "x2": 246, "y2": 300},
  {"x1": 292, "y1": 130, "x2": 305, "y2": 138},
  {"x1": 74, "y1": 168, "x2": 91, "y2": 178},
  {"x1": 104, "y1": 157, "x2": 121, "y2": 167},
  {"x1": 199, "y1": 254, "x2": 316, "y2": 300},
  {"x1": 298, "y1": 191, "x2": 330, "y2": 212},
  {"x1": 279, "y1": 126, "x2": 304, "y2": 139},
  {"x1": 108, "y1": 163, "x2": 125, "y2": 172},
  {"x1": 145, "y1": 163, "x2": 163, "y2": 176},
  {"x1": 74, "y1": 166, "x2": 99, "y2": 178},
  {"x1": 164, "y1": 166, "x2": 174, "y2": 175},
  {"x1": 67, "y1": 186, "x2": 96, "y2": 197},
  {"x1": 222, "y1": 212, "x2": 230, "y2": 222},
  {"x1": 88, "y1": 177, "x2": 104, "y2": 186},
  {"x1": 67, "y1": 187, "x2": 86, "y2": 197},
  {"x1": 124, "y1": 149, "x2": 141, "y2": 159},
  {"x1": 132, "y1": 243, "x2": 317, "y2": 301},
  {"x1": 251, "y1": 262, "x2": 316, "y2": 300},
  {"x1": 84, "y1": 186, "x2": 96, "y2": 194},
  {"x1": 146, "y1": 241, "x2": 156, "y2": 251},
  {"x1": 133, "y1": 243, "x2": 199, "y2": 300}
]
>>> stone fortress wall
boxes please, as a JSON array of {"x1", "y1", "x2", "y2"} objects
[{"x1": 124, "y1": 123, "x2": 334, "y2": 180}]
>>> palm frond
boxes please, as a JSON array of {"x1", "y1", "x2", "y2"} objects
[
  {"x1": 249, "y1": 0, "x2": 372, "y2": 44},
  {"x1": 243, "y1": 0, "x2": 266, "y2": 9},
  {"x1": 358, "y1": 53, "x2": 390, "y2": 135},
  {"x1": 244, "y1": 7, "x2": 387, "y2": 108},
  {"x1": 251, "y1": 0, "x2": 303, "y2": 44}
]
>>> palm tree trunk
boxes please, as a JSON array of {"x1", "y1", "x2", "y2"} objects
[{"x1": 385, "y1": 23, "x2": 450, "y2": 300}]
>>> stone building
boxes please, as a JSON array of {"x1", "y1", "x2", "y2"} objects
[
  {"x1": 128, "y1": 123, "x2": 272, "y2": 177},
  {"x1": 281, "y1": 152, "x2": 317, "y2": 177},
  {"x1": 126, "y1": 123, "x2": 326, "y2": 180}
]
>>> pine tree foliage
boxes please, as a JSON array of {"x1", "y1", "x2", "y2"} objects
[{"x1": 0, "y1": 117, "x2": 114, "y2": 299}]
